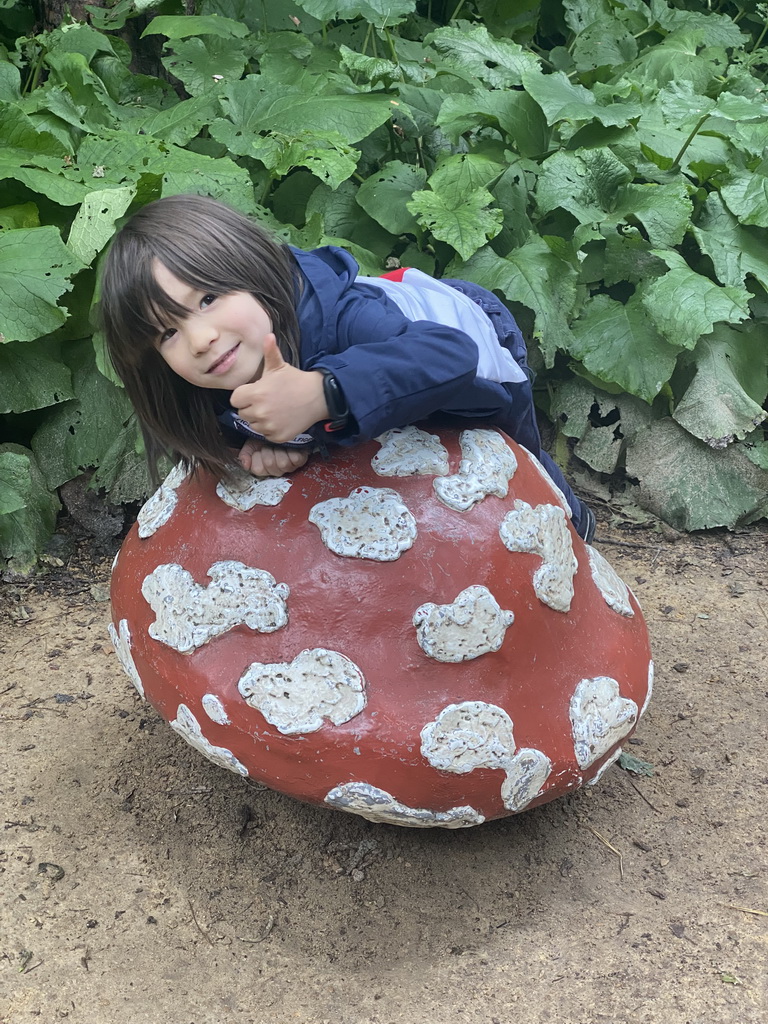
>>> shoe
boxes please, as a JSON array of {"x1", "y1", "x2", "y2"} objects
[{"x1": 577, "y1": 503, "x2": 596, "y2": 544}]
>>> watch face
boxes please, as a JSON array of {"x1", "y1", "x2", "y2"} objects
[{"x1": 323, "y1": 374, "x2": 349, "y2": 423}]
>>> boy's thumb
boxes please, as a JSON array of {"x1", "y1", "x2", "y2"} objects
[{"x1": 261, "y1": 333, "x2": 285, "y2": 373}]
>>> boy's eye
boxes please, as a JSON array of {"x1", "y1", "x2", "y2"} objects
[{"x1": 200, "y1": 294, "x2": 217, "y2": 309}]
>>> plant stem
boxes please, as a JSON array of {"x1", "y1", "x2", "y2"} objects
[
  {"x1": 670, "y1": 113, "x2": 710, "y2": 170},
  {"x1": 361, "y1": 22, "x2": 373, "y2": 56},
  {"x1": 414, "y1": 135, "x2": 427, "y2": 172},
  {"x1": 750, "y1": 22, "x2": 768, "y2": 52},
  {"x1": 384, "y1": 27, "x2": 399, "y2": 66},
  {"x1": 449, "y1": 1, "x2": 465, "y2": 22}
]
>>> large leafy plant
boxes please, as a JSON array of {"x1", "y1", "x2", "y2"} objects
[{"x1": 1, "y1": 0, "x2": 767, "y2": 570}]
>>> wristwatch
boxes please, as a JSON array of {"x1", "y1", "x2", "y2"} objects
[{"x1": 322, "y1": 373, "x2": 349, "y2": 432}]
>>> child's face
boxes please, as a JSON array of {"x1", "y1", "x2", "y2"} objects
[{"x1": 152, "y1": 260, "x2": 273, "y2": 390}]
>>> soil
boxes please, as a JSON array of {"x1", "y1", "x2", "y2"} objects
[{"x1": 1, "y1": 509, "x2": 767, "y2": 1024}]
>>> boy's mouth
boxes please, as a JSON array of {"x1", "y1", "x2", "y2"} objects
[{"x1": 207, "y1": 344, "x2": 239, "y2": 375}]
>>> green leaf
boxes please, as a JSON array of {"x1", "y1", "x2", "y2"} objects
[
  {"x1": 0, "y1": 62, "x2": 21, "y2": 102},
  {"x1": 634, "y1": 113, "x2": 731, "y2": 176},
  {"x1": 66, "y1": 185, "x2": 136, "y2": 266},
  {"x1": 490, "y1": 165, "x2": 535, "y2": 254},
  {"x1": 161, "y1": 165, "x2": 258, "y2": 213},
  {"x1": 43, "y1": 22, "x2": 120, "y2": 65},
  {"x1": 0, "y1": 445, "x2": 60, "y2": 573},
  {"x1": 408, "y1": 187, "x2": 502, "y2": 261},
  {"x1": 521, "y1": 68, "x2": 640, "y2": 134},
  {"x1": 641, "y1": 253, "x2": 751, "y2": 350},
  {"x1": 338, "y1": 45, "x2": 400, "y2": 86},
  {"x1": 649, "y1": 0, "x2": 748, "y2": 47},
  {"x1": 407, "y1": 155, "x2": 505, "y2": 260},
  {"x1": 91, "y1": 415, "x2": 152, "y2": 503},
  {"x1": 601, "y1": 231, "x2": 669, "y2": 287},
  {"x1": 450, "y1": 239, "x2": 580, "y2": 366},
  {"x1": 31, "y1": 340, "x2": 134, "y2": 490},
  {"x1": 305, "y1": 180, "x2": 395, "y2": 255},
  {"x1": 0, "y1": 202, "x2": 39, "y2": 230},
  {"x1": 626, "y1": 417, "x2": 768, "y2": 531},
  {"x1": 356, "y1": 160, "x2": 427, "y2": 235},
  {"x1": 431, "y1": 151, "x2": 506, "y2": 194},
  {"x1": 0, "y1": 157, "x2": 91, "y2": 206},
  {"x1": 672, "y1": 324, "x2": 768, "y2": 447},
  {"x1": 0, "y1": 339, "x2": 74, "y2": 414},
  {"x1": 44, "y1": 51, "x2": 119, "y2": 130},
  {"x1": 128, "y1": 94, "x2": 220, "y2": 147},
  {"x1": 1, "y1": 98, "x2": 70, "y2": 158},
  {"x1": 0, "y1": 227, "x2": 84, "y2": 344},
  {"x1": 437, "y1": 89, "x2": 550, "y2": 158},
  {"x1": 141, "y1": 14, "x2": 250, "y2": 39},
  {"x1": 549, "y1": 377, "x2": 655, "y2": 474},
  {"x1": 426, "y1": 24, "x2": 541, "y2": 88},
  {"x1": 215, "y1": 76, "x2": 393, "y2": 147},
  {"x1": 627, "y1": 32, "x2": 728, "y2": 91},
  {"x1": 721, "y1": 174, "x2": 768, "y2": 228},
  {"x1": 295, "y1": 0, "x2": 416, "y2": 29},
  {"x1": 161, "y1": 36, "x2": 247, "y2": 97},
  {"x1": 569, "y1": 293, "x2": 679, "y2": 404},
  {"x1": 608, "y1": 181, "x2": 693, "y2": 249},
  {"x1": 571, "y1": 19, "x2": 637, "y2": 72},
  {"x1": 692, "y1": 193, "x2": 768, "y2": 292},
  {"x1": 618, "y1": 752, "x2": 654, "y2": 777},
  {"x1": 535, "y1": 148, "x2": 632, "y2": 223}
]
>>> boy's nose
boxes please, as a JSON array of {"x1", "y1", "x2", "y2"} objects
[{"x1": 188, "y1": 318, "x2": 218, "y2": 353}]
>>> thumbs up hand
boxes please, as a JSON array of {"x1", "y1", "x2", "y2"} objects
[{"x1": 230, "y1": 334, "x2": 328, "y2": 442}]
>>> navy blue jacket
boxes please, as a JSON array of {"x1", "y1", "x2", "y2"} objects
[{"x1": 290, "y1": 246, "x2": 543, "y2": 455}]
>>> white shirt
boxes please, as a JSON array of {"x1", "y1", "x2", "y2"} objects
[{"x1": 357, "y1": 268, "x2": 527, "y2": 385}]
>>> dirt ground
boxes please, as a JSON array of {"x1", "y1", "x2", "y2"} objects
[{"x1": 1, "y1": 506, "x2": 767, "y2": 1024}]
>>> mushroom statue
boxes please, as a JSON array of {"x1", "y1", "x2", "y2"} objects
[{"x1": 109, "y1": 424, "x2": 652, "y2": 828}]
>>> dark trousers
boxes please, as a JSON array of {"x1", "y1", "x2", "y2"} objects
[{"x1": 441, "y1": 279, "x2": 590, "y2": 538}]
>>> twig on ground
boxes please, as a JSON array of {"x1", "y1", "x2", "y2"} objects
[
  {"x1": 188, "y1": 901, "x2": 214, "y2": 946},
  {"x1": 585, "y1": 824, "x2": 624, "y2": 880},
  {"x1": 720, "y1": 903, "x2": 768, "y2": 918},
  {"x1": 625, "y1": 777, "x2": 662, "y2": 813}
]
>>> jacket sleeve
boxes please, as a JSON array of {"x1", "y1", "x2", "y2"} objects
[{"x1": 302, "y1": 280, "x2": 482, "y2": 441}]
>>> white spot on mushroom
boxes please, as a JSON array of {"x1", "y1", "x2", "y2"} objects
[
  {"x1": 587, "y1": 545, "x2": 634, "y2": 616},
  {"x1": 413, "y1": 585, "x2": 514, "y2": 662},
  {"x1": 421, "y1": 701, "x2": 551, "y2": 812},
  {"x1": 422, "y1": 701, "x2": 514, "y2": 772},
  {"x1": 142, "y1": 561, "x2": 289, "y2": 654},
  {"x1": 201, "y1": 694, "x2": 231, "y2": 725},
  {"x1": 170, "y1": 703, "x2": 248, "y2": 776},
  {"x1": 570, "y1": 677, "x2": 638, "y2": 770},
  {"x1": 137, "y1": 462, "x2": 189, "y2": 538},
  {"x1": 587, "y1": 746, "x2": 622, "y2": 786},
  {"x1": 640, "y1": 661, "x2": 654, "y2": 718},
  {"x1": 238, "y1": 648, "x2": 366, "y2": 735},
  {"x1": 433, "y1": 429, "x2": 517, "y2": 511},
  {"x1": 500, "y1": 748, "x2": 553, "y2": 812},
  {"x1": 518, "y1": 445, "x2": 573, "y2": 516},
  {"x1": 107, "y1": 618, "x2": 145, "y2": 699},
  {"x1": 308, "y1": 487, "x2": 417, "y2": 561},
  {"x1": 499, "y1": 501, "x2": 577, "y2": 612},
  {"x1": 372, "y1": 426, "x2": 450, "y2": 477},
  {"x1": 216, "y1": 470, "x2": 292, "y2": 510},
  {"x1": 324, "y1": 782, "x2": 484, "y2": 828}
]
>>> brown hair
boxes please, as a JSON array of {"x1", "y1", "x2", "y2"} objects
[{"x1": 99, "y1": 193, "x2": 301, "y2": 483}]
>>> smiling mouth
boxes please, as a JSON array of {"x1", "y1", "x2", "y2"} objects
[{"x1": 207, "y1": 344, "x2": 239, "y2": 374}]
